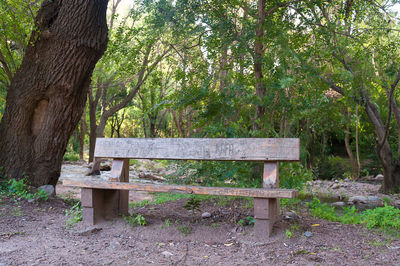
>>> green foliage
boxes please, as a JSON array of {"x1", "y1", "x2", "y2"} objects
[
  {"x1": 1, "y1": 178, "x2": 49, "y2": 201},
  {"x1": 164, "y1": 219, "x2": 171, "y2": 227},
  {"x1": 63, "y1": 152, "x2": 80, "y2": 162},
  {"x1": 307, "y1": 197, "x2": 339, "y2": 222},
  {"x1": 285, "y1": 229, "x2": 293, "y2": 239},
  {"x1": 280, "y1": 162, "x2": 313, "y2": 190},
  {"x1": 315, "y1": 156, "x2": 352, "y2": 180},
  {"x1": 246, "y1": 216, "x2": 254, "y2": 225},
  {"x1": 237, "y1": 219, "x2": 246, "y2": 226},
  {"x1": 168, "y1": 160, "x2": 260, "y2": 188},
  {"x1": 123, "y1": 213, "x2": 147, "y2": 227},
  {"x1": 307, "y1": 197, "x2": 400, "y2": 232},
  {"x1": 177, "y1": 224, "x2": 192, "y2": 235},
  {"x1": 65, "y1": 202, "x2": 82, "y2": 229},
  {"x1": 361, "y1": 205, "x2": 400, "y2": 231},
  {"x1": 63, "y1": 141, "x2": 80, "y2": 162},
  {"x1": 183, "y1": 197, "x2": 201, "y2": 213}
]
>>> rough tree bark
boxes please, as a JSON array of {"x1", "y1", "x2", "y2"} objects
[{"x1": 0, "y1": 0, "x2": 108, "y2": 187}]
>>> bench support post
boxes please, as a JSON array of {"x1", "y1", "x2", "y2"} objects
[
  {"x1": 80, "y1": 159, "x2": 129, "y2": 225},
  {"x1": 254, "y1": 162, "x2": 280, "y2": 238}
]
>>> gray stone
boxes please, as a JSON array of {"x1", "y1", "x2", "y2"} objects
[
  {"x1": 161, "y1": 251, "x2": 173, "y2": 257},
  {"x1": 332, "y1": 201, "x2": 345, "y2": 207},
  {"x1": 375, "y1": 174, "x2": 384, "y2": 181},
  {"x1": 201, "y1": 212, "x2": 211, "y2": 218},
  {"x1": 348, "y1": 196, "x2": 368, "y2": 204},
  {"x1": 331, "y1": 183, "x2": 341, "y2": 189},
  {"x1": 38, "y1": 185, "x2": 55, "y2": 196},
  {"x1": 71, "y1": 226, "x2": 102, "y2": 236},
  {"x1": 284, "y1": 211, "x2": 298, "y2": 220},
  {"x1": 366, "y1": 196, "x2": 381, "y2": 203},
  {"x1": 304, "y1": 231, "x2": 313, "y2": 238}
]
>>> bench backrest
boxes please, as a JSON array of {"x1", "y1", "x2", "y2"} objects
[{"x1": 94, "y1": 138, "x2": 299, "y2": 161}]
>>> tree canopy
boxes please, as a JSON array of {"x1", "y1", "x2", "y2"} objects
[{"x1": 1, "y1": 0, "x2": 400, "y2": 192}]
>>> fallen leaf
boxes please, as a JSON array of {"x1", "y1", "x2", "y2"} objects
[
  {"x1": 224, "y1": 243, "x2": 234, "y2": 247},
  {"x1": 311, "y1": 224, "x2": 320, "y2": 227}
]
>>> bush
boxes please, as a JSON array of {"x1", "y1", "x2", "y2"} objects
[
  {"x1": 280, "y1": 162, "x2": 313, "y2": 190},
  {"x1": 63, "y1": 151, "x2": 80, "y2": 162},
  {"x1": 123, "y1": 213, "x2": 147, "y2": 227},
  {"x1": 2, "y1": 178, "x2": 49, "y2": 201},
  {"x1": 307, "y1": 197, "x2": 400, "y2": 232},
  {"x1": 168, "y1": 160, "x2": 259, "y2": 188},
  {"x1": 361, "y1": 204, "x2": 400, "y2": 230},
  {"x1": 65, "y1": 202, "x2": 82, "y2": 229},
  {"x1": 315, "y1": 156, "x2": 352, "y2": 180}
]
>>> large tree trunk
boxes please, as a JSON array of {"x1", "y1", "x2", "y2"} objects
[{"x1": 0, "y1": 0, "x2": 108, "y2": 187}]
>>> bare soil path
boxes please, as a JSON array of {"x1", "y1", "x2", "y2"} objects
[{"x1": 1, "y1": 162, "x2": 399, "y2": 265}]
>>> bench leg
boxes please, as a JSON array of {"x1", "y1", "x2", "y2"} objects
[
  {"x1": 254, "y1": 198, "x2": 279, "y2": 239},
  {"x1": 81, "y1": 188, "x2": 127, "y2": 225}
]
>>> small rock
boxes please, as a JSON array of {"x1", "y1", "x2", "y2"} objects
[
  {"x1": 348, "y1": 196, "x2": 368, "y2": 204},
  {"x1": 366, "y1": 196, "x2": 381, "y2": 203},
  {"x1": 71, "y1": 226, "x2": 102, "y2": 236},
  {"x1": 138, "y1": 172, "x2": 165, "y2": 181},
  {"x1": 394, "y1": 200, "x2": 400, "y2": 207},
  {"x1": 161, "y1": 251, "x2": 173, "y2": 257},
  {"x1": 332, "y1": 201, "x2": 345, "y2": 207},
  {"x1": 202, "y1": 212, "x2": 211, "y2": 218},
  {"x1": 331, "y1": 183, "x2": 341, "y2": 189},
  {"x1": 38, "y1": 185, "x2": 55, "y2": 196},
  {"x1": 304, "y1": 231, "x2": 313, "y2": 238},
  {"x1": 284, "y1": 211, "x2": 298, "y2": 220},
  {"x1": 375, "y1": 174, "x2": 384, "y2": 181}
]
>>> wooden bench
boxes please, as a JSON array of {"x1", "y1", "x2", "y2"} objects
[{"x1": 63, "y1": 138, "x2": 299, "y2": 238}]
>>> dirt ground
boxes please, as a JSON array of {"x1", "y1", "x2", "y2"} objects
[
  {"x1": 1, "y1": 161, "x2": 400, "y2": 265},
  {"x1": 1, "y1": 191, "x2": 400, "y2": 265}
]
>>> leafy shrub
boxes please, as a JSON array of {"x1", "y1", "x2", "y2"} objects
[
  {"x1": 123, "y1": 213, "x2": 147, "y2": 227},
  {"x1": 361, "y1": 204, "x2": 400, "y2": 230},
  {"x1": 63, "y1": 151, "x2": 80, "y2": 162},
  {"x1": 315, "y1": 156, "x2": 352, "y2": 180},
  {"x1": 168, "y1": 160, "x2": 259, "y2": 188},
  {"x1": 65, "y1": 202, "x2": 82, "y2": 229},
  {"x1": 307, "y1": 197, "x2": 338, "y2": 221},
  {"x1": 3, "y1": 178, "x2": 49, "y2": 201},
  {"x1": 280, "y1": 162, "x2": 313, "y2": 190},
  {"x1": 307, "y1": 197, "x2": 400, "y2": 232}
]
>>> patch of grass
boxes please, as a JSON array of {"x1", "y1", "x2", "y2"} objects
[
  {"x1": 237, "y1": 219, "x2": 246, "y2": 226},
  {"x1": 285, "y1": 229, "x2": 293, "y2": 239},
  {"x1": 63, "y1": 151, "x2": 80, "y2": 162},
  {"x1": 184, "y1": 198, "x2": 201, "y2": 213},
  {"x1": 1, "y1": 178, "x2": 49, "y2": 201},
  {"x1": 307, "y1": 197, "x2": 400, "y2": 234},
  {"x1": 177, "y1": 224, "x2": 192, "y2": 235},
  {"x1": 65, "y1": 202, "x2": 82, "y2": 229},
  {"x1": 361, "y1": 204, "x2": 400, "y2": 230},
  {"x1": 10, "y1": 206, "x2": 23, "y2": 216},
  {"x1": 123, "y1": 213, "x2": 147, "y2": 227},
  {"x1": 164, "y1": 219, "x2": 171, "y2": 227},
  {"x1": 58, "y1": 192, "x2": 79, "y2": 205}
]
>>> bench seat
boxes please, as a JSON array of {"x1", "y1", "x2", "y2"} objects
[{"x1": 63, "y1": 179, "x2": 298, "y2": 198}]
